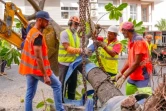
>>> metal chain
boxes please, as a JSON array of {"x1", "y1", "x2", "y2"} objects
[
  {"x1": 85, "y1": 0, "x2": 112, "y2": 108},
  {"x1": 85, "y1": 0, "x2": 98, "y2": 108},
  {"x1": 79, "y1": 0, "x2": 88, "y2": 104}
]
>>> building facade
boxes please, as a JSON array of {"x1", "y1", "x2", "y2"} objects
[{"x1": 0, "y1": 0, "x2": 164, "y2": 31}]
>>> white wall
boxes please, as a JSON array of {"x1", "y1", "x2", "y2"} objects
[{"x1": 153, "y1": 1, "x2": 166, "y2": 30}]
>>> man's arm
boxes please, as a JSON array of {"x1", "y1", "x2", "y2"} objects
[
  {"x1": 103, "y1": 43, "x2": 122, "y2": 57},
  {"x1": 60, "y1": 31, "x2": 82, "y2": 54},
  {"x1": 153, "y1": 49, "x2": 160, "y2": 56},
  {"x1": 123, "y1": 54, "x2": 142, "y2": 78},
  {"x1": 33, "y1": 46, "x2": 47, "y2": 76},
  {"x1": 103, "y1": 47, "x2": 117, "y2": 57},
  {"x1": 63, "y1": 42, "x2": 82, "y2": 54}
]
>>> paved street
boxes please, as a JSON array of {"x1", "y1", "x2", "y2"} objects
[{"x1": 0, "y1": 54, "x2": 165, "y2": 110}]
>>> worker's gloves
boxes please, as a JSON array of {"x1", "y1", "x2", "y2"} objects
[
  {"x1": 111, "y1": 72, "x2": 122, "y2": 82},
  {"x1": 115, "y1": 75, "x2": 126, "y2": 89},
  {"x1": 115, "y1": 72, "x2": 123, "y2": 81},
  {"x1": 95, "y1": 41, "x2": 106, "y2": 48}
]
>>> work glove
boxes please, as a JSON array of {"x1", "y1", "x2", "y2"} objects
[
  {"x1": 115, "y1": 75, "x2": 126, "y2": 89},
  {"x1": 95, "y1": 41, "x2": 106, "y2": 48},
  {"x1": 115, "y1": 72, "x2": 123, "y2": 81},
  {"x1": 111, "y1": 72, "x2": 122, "y2": 82}
]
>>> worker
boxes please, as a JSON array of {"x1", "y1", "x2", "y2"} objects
[
  {"x1": 58, "y1": 16, "x2": 92, "y2": 100},
  {"x1": 115, "y1": 22, "x2": 152, "y2": 95},
  {"x1": 145, "y1": 34, "x2": 159, "y2": 58},
  {"x1": 96, "y1": 25, "x2": 122, "y2": 77},
  {"x1": 145, "y1": 34, "x2": 159, "y2": 75},
  {"x1": 19, "y1": 11, "x2": 64, "y2": 111},
  {"x1": 0, "y1": 59, "x2": 7, "y2": 75}
]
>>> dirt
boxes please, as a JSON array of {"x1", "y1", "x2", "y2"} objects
[{"x1": 0, "y1": 65, "x2": 54, "y2": 111}]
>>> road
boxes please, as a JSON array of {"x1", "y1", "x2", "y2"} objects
[{"x1": 0, "y1": 54, "x2": 165, "y2": 110}]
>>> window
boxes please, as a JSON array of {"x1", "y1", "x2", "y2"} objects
[
  {"x1": 61, "y1": 6, "x2": 79, "y2": 19},
  {"x1": 142, "y1": 7, "x2": 148, "y2": 22},
  {"x1": 61, "y1": 12, "x2": 69, "y2": 19},
  {"x1": 130, "y1": 4, "x2": 137, "y2": 20}
]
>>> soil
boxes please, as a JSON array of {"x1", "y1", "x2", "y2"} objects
[{"x1": 0, "y1": 65, "x2": 54, "y2": 111}]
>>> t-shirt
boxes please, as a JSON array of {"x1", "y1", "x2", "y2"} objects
[
  {"x1": 112, "y1": 43, "x2": 122, "y2": 54},
  {"x1": 105, "y1": 39, "x2": 122, "y2": 54},
  {"x1": 33, "y1": 34, "x2": 42, "y2": 46},
  {"x1": 60, "y1": 30, "x2": 77, "y2": 45},
  {"x1": 128, "y1": 34, "x2": 152, "y2": 80}
]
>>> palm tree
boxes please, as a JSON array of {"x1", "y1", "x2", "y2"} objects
[{"x1": 155, "y1": 18, "x2": 166, "y2": 31}]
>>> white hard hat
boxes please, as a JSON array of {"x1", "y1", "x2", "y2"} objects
[{"x1": 107, "y1": 25, "x2": 119, "y2": 34}]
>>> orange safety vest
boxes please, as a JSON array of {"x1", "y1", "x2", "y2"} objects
[{"x1": 19, "y1": 27, "x2": 52, "y2": 76}]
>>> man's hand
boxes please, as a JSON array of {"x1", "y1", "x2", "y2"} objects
[
  {"x1": 115, "y1": 75, "x2": 126, "y2": 89},
  {"x1": 96, "y1": 41, "x2": 106, "y2": 48},
  {"x1": 44, "y1": 75, "x2": 51, "y2": 85},
  {"x1": 115, "y1": 72, "x2": 122, "y2": 81}
]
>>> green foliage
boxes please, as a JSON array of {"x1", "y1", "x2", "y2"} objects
[
  {"x1": 46, "y1": 98, "x2": 54, "y2": 104},
  {"x1": 89, "y1": 53, "x2": 97, "y2": 64},
  {"x1": 120, "y1": 39, "x2": 128, "y2": 52},
  {"x1": 75, "y1": 74, "x2": 84, "y2": 100},
  {"x1": 155, "y1": 18, "x2": 166, "y2": 31},
  {"x1": 0, "y1": 40, "x2": 21, "y2": 66},
  {"x1": 14, "y1": 18, "x2": 23, "y2": 28},
  {"x1": 36, "y1": 98, "x2": 54, "y2": 110},
  {"x1": 36, "y1": 101, "x2": 45, "y2": 108},
  {"x1": 105, "y1": 3, "x2": 128, "y2": 20},
  {"x1": 128, "y1": 18, "x2": 145, "y2": 34}
]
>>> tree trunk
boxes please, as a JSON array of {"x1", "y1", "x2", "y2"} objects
[{"x1": 87, "y1": 67, "x2": 123, "y2": 104}]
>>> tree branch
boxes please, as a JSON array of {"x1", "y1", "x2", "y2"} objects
[
  {"x1": 27, "y1": 0, "x2": 41, "y2": 11},
  {"x1": 39, "y1": 0, "x2": 45, "y2": 10},
  {"x1": 24, "y1": 0, "x2": 44, "y2": 21},
  {"x1": 24, "y1": 13, "x2": 36, "y2": 21}
]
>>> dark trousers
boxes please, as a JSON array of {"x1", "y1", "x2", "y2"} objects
[
  {"x1": 59, "y1": 63, "x2": 82, "y2": 100},
  {"x1": 1, "y1": 60, "x2": 7, "y2": 73}
]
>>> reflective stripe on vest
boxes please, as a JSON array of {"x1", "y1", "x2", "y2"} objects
[
  {"x1": 19, "y1": 27, "x2": 52, "y2": 76},
  {"x1": 21, "y1": 50, "x2": 48, "y2": 59},
  {"x1": 21, "y1": 60, "x2": 50, "y2": 70},
  {"x1": 98, "y1": 39, "x2": 121, "y2": 74},
  {"x1": 58, "y1": 29, "x2": 80, "y2": 63}
]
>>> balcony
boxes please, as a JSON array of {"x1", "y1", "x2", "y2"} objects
[{"x1": 140, "y1": 0, "x2": 165, "y2": 3}]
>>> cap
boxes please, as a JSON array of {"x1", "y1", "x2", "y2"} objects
[
  {"x1": 122, "y1": 22, "x2": 134, "y2": 30},
  {"x1": 36, "y1": 11, "x2": 51, "y2": 21},
  {"x1": 107, "y1": 25, "x2": 118, "y2": 34}
]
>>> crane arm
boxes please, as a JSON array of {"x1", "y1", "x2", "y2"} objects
[
  {"x1": 1, "y1": 0, "x2": 28, "y2": 29},
  {"x1": 0, "y1": 0, "x2": 28, "y2": 49},
  {"x1": 0, "y1": 19, "x2": 22, "y2": 49}
]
